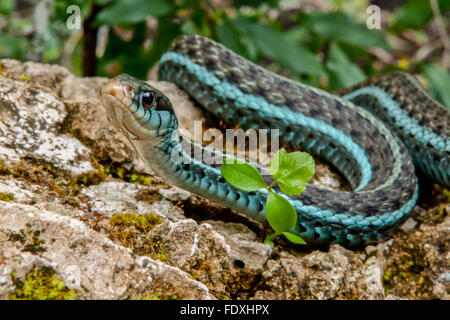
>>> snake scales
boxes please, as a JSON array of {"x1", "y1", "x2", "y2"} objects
[{"x1": 101, "y1": 35, "x2": 449, "y2": 247}]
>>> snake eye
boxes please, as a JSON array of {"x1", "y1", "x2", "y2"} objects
[{"x1": 141, "y1": 91, "x2": 156, "y2": 110}]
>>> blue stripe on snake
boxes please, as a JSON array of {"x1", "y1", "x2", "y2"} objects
[
  {"x1": 101, "y1": 35, "x2": 449, "y2": 247},
  {"x1": 160, "y1": 51, "x2": 374, "y2": 190}
]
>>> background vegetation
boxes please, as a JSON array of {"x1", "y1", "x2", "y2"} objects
[{"x1": 0, "y1": 0, "x2": 449, "y2": 106}]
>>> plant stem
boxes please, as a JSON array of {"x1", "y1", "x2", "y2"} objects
[
  {"x1": 430, "y1": 0, "x2": 450, "y2": 68},
  {"x1": 259, "y1": 183, "x2": 276, "y2": 242},
  {"x1": 265, "y1": 232, "x2": 281, "y2": 242},
  {"x1": 259, "y1": 219, "x2": 269, "y2": 242},
  {"x1": 267, "y1": 180, "x2": 277, "y2": 192}
]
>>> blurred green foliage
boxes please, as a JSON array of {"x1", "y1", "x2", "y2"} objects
[
  {"x1": 392, "y1": 0, "x2": 450, "y2": 31},
  {"x1": 0, "y1": 0, "x2": 449, "y2": 107}
]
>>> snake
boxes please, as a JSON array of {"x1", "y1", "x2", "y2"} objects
[{"x1": 101, "y1": 35, "x2": 449, "y2": 247}]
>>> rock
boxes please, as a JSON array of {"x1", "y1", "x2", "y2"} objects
[
  {"x1": 80, "y1": 181, "x2": 185, "y2": 221},
  {"x1": 158, "y1": 185, "x2": 191, "y2": 202},
  {"x1": 0, "y1": 59, "x2": 448, "y2": 300},
  {"x1": 375, "y1": 209, "x2": 449, "y2": 299},
  {"x1": 0, "y1": 76, "x2": 93, "y2": 174},
  {"x1": 0, "y1": 180, "x2": 40, "y2": 204},
  {"x1": 400, "y1": 217, "x2": 418, "y2": 232},
  {"x1": 0, "y1": 201, "x2": 211, "y2": 299},
  {"x1": 149, "y1": 219, "x2": 231, "y2": 295},
  {"x1": 252, "y1": 245, "x2": 384, "y2": 300},
  {"x1": 420, "y1": 216, "x2": 449, "y2": 299},
  {"x1": 0, "y1": 261, "x2": 14, "y2": 298},
  {"x1": 204, "y1": 220, "x2": 272, "y2": 273}
]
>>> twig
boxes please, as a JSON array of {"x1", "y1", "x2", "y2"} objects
[
  {"x1": 82, "y1": 5, "x2": 102, "y2": 76},
  {"x1": 430, "y1": 0, "x2": 450, "y2": 69},
  {"x1": 259, "y1": 219, "x2": 269, "y2": 243}
]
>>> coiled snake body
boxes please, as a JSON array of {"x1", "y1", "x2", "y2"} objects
[{"x1": 102, "y1": 35, "x2": 449, "y2": 247}]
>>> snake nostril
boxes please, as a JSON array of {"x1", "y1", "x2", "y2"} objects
[{"x1": 124, "y1": 84, "x2": 133, "y2": 97}]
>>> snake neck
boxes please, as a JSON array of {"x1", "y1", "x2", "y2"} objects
[
  {"x1": 132, "y1": 127, "x2": 179, "y2": 181},
  {"x1": 141, "y1": 129, "x2": 209, "y2": 185},
  {"x1": 138, "y1": 128, "x2": 269, "y2": 223}
]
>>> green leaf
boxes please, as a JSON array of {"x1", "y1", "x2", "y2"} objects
[
  {"x1": 393, "y1": 0, "x2": 432, "y2": 31},
  {"x1": 305, "y1": 11, "x2": 389, "y2": 49},
  {"x1": 0, "y1": 0, "x2": 14, "y2": 14},
  {"x1": 221, "y1": 158, "x2": 266, "y2": 192},
  {"x1": 181, "y1": 19, "x2": 200, "y2": 35},
  {"x1": 231, "y1": 18, "x2": 325, "y2": 76},
  {"x1": 0, "y1": 34, "x2": 28, "y2": 60},
  {"x1": 422, "y1": 64, "x2": 450, "y2": 108},
  {"x1": 216, "y1": 18, "x2": 246, "y2": 57},
  {"x1": 42, "y1": 33, "x2": 62, "y2": 63},
  {"x1": 269, "y1": 149, "x2": 315, "y2": 196},
  {"x1": 146, "y1": 20, "x2": 181, "y2": 76},
  {"x1": 264, "y1": 239, "x2": 274, "y2": 247},
  {"x1": 326, "y1": 42, "x2": 366, "y2": 90},
  {"x1": 284, "y1": 26, "x2": 308, "y2": 43},
  {"x1": 392, "y1": 0, "x2": 450, "y2": 31},
  {"x1": 95, "y1": 0, "x2": 115, "y2": 5},
  {"x1": 266, "y1": 191, "x2": 297, "y2": 233},
  {"x1": 96, "y1": 0, "x2": 173, "y2": 25},
  {"x1": 282, "y1": 232, "x2": 306, "y2": 245}
]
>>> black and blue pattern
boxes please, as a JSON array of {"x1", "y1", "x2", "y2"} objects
[{"x1": 103, "y1": 35, "x2": 449, "y2": 247}]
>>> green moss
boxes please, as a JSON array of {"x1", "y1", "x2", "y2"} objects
[
  {"x1": 383, "y1": 270, "x2": 392, "y2": 282},
  {"x1": 136, "y1": 191, "x2": 163, "y2": 204},
  {"x1": 128, "y1": 173, "x2": 152, "y2": 185},
  {"x1": 191, "y1": 260, "x2": 214, "y2": 280},
  {"x1": 107, "y1": 164, "x2": 153, "y2": 186},
  {"x1": 9, "y1": 266, "x2": 76, "y2": 300},
  {"x1": 443, "y1": 189, "x2": 450, "y2": 202},
  {"x1": 155, "y1": 251, "x2": 168, "y2": 262},
  {"x1": 133, "y1": 292, "x2": 162, "y2": 300},
  {"x1": 289, "y1": 289, "x2": 298, "y2": 299},
  {"x1": 0, "y1": 192, "x2": 14, "y2": 201},
  {"x1": 110, "y1": 213, "x2": 162, "y2": 233},
  {"x1": 132, "y1": 292, "x2": 177, "y2": 300},
  {"x1": 69, "y1": 169, "x2": 107, "y2": 194},
  {"x1": 68, "y1": 164, "x2": 153, "y2": 196},
  {"x1": 383, "y1": 253, "x2": 432, "y2": 298},
  {"x1": 109, "y1": 213, "x2": 166, "y2": 260}
]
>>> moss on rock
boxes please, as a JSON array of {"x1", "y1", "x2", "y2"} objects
[
  {"x1": 9, "y1": 266, "x2": 76, "y2": 300},
  {"x1": 0, "y1": 192, "x2": 14, "y2": 201},
  {"x1": 109, "y1": 213, "x2": 166, "y2": 261},
  {"x1": 110, "y1": 212, "x2": 162, "y2": 233}
]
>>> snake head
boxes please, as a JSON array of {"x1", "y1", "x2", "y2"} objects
[{"x1": 101, "y1": 73, "x2": 178, "y2": 141}]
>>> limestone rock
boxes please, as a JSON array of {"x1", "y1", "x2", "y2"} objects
[
  {"x1": 0, "y1": 76, "x2": 93, "y2": 174},
  {"x1": 0, "y1": 201, "x2": 211, "y2": 299}
]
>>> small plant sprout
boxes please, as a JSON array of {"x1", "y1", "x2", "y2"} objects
[{"x1": 221, "y1": 148, "x2": 315, "y2": 247}]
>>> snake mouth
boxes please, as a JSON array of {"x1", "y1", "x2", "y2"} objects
[
  {"x1": 102, "y1": 78, "x2": 142, "y2": 139},
  {"x1": 102, "y1": 78, "x2": 133, "y2": 111}
]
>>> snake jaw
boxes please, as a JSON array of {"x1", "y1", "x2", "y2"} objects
[
  {"x1": 102, "y1": 78, "x2": 147, "y2": 139},
  {"x1": 102, "y1": 76, "x2": 176, "y2": 154}
]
